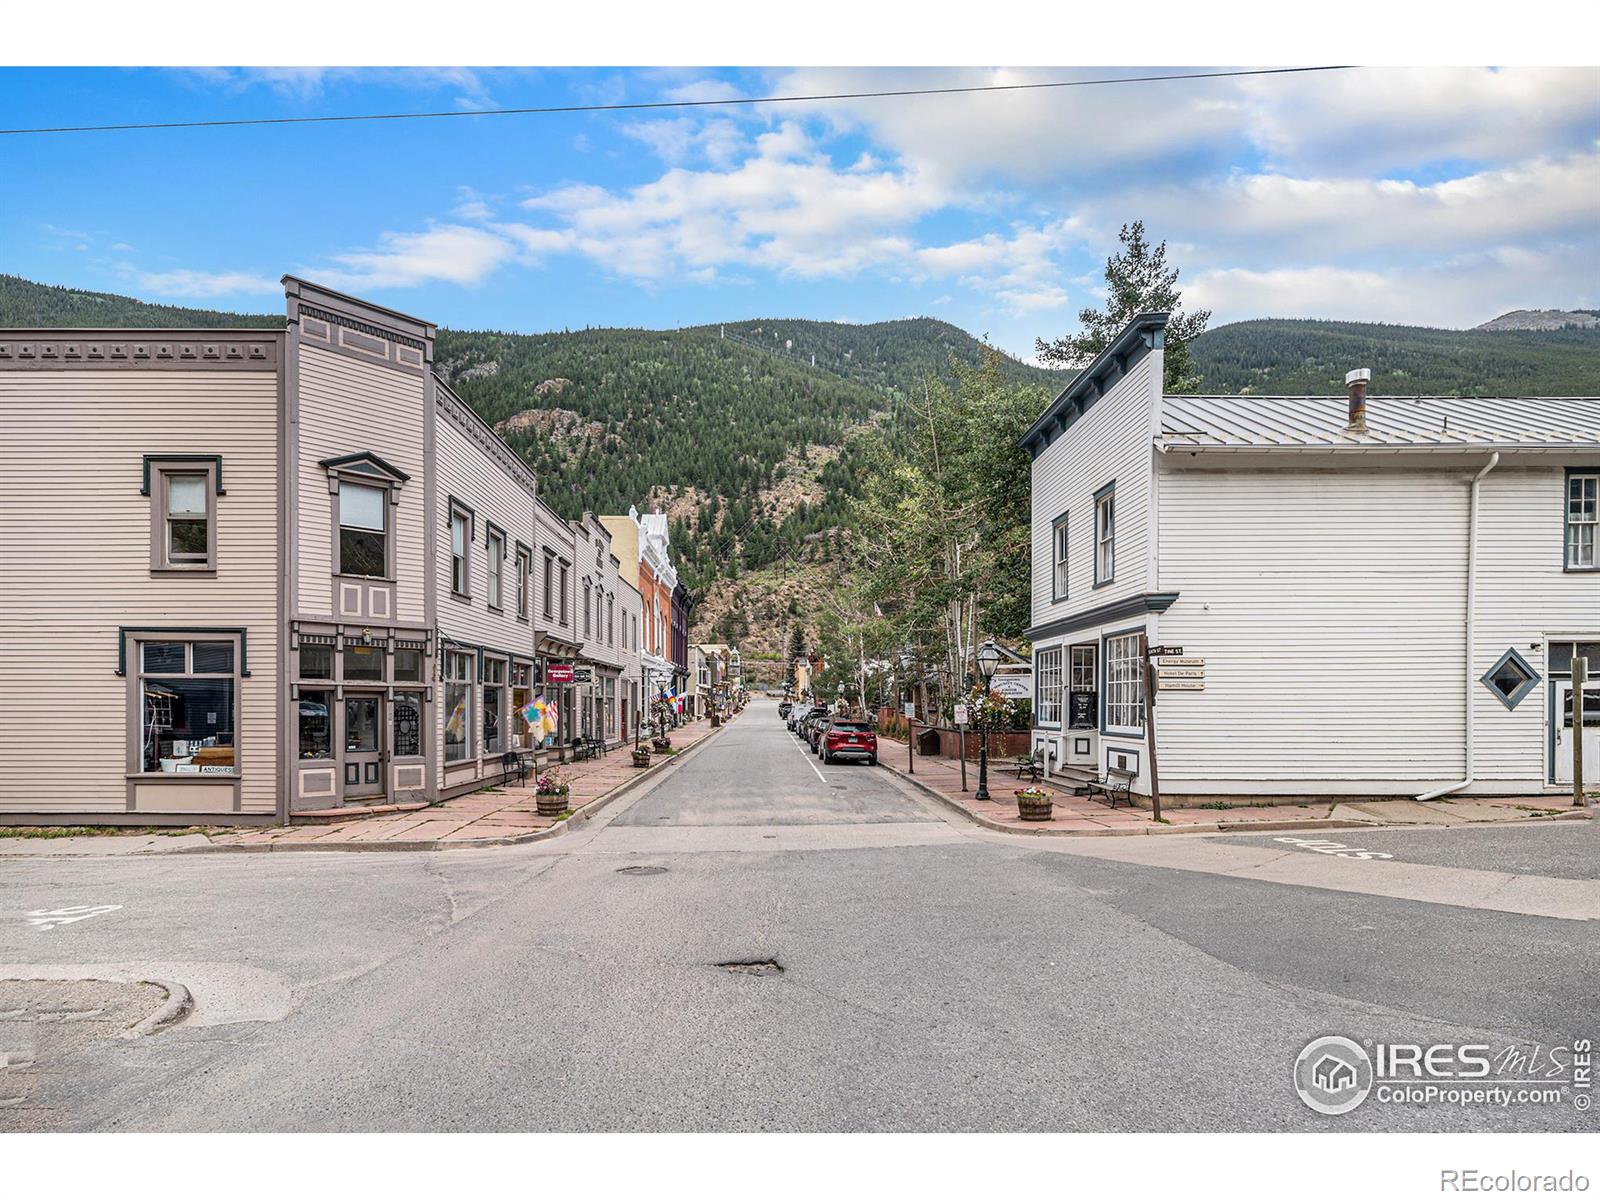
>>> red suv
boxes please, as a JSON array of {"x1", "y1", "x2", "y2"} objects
[{"x1": 821, "y1": 718, "x2": 878, "y2": 766}]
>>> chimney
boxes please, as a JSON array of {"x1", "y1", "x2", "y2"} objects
[{"x1": 1344, "y1": 368, "x2": 1372, "y2": 432}]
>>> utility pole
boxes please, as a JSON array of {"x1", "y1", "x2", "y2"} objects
[
  {"x1": 1140, "y1": 634, "x2": 1163, "y2": 823},
  {"x1": 1574, "y1": 655, "x2": 1588, "y2": 808}
]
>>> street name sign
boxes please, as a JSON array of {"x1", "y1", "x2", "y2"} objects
[{"x1": 1147, "y1": 645, "x2": 1184, "y2": 657}]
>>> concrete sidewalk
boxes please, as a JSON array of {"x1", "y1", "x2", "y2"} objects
[
  {"x1": 0, "y1": 713, "x2": 736, "y2": 856},
  {"x1": 876, "y1": 736, "x2": 1590, "y2": 837}
]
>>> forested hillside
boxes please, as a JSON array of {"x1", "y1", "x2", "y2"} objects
[{"x1": 1188, "y1": 318, "x2": 1600, "y2": 396}]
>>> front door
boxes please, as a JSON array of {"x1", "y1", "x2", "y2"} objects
[
  {"x1": 1552, "y1": 680, "x2": 1600, "y2": 785},
  {"x1": 344, "y1": 693, "x2": 385, "y2": 800}
]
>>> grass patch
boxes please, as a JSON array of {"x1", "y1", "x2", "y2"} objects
[
  {"x1": 0, "y1": 824, "x2": 206, "y2": 840},
  {"x1": 1196, "y1": 801, "x2": 1235, "y2": 811}
]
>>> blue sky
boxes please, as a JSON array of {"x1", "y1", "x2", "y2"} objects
[{"x1": 4, "y1": 66, "x2": 1597, "y2": 357}]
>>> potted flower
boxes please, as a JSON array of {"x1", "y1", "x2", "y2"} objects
[
  {"x1": 534, "y1": 772, "x2": 571, "y2": 817},
  {"x1": 1014, "y1": 785, "x2": 1055, "y2": 822},
  {"x1": 632, "y1": 745, "x2": 652, "y2": 768}
]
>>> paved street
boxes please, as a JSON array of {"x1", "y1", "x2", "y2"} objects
[{"x1": 0, "y1": 701, "x2": 1594, "y2": 1132}]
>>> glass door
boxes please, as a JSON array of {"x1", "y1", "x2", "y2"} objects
[{"x1": 343, "y1": 694, "x2": 385, "y2": 799}]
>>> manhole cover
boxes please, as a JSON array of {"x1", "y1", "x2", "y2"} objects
[
  {"x1": 716, "y1": 959, "x2": 783, "y2": 977},
  {"x1": 616, "y1": 865, "x2": 668, "y2": 876}
]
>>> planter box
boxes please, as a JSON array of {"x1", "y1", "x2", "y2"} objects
[{"x1": 535, "y1": 793, "x2": 569, "y2": 817}]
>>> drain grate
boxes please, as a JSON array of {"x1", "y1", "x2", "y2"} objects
[
  {"x1": 616, "y1": 865, "x2": 668, "y2": 876},
  {"x1": 716, "y1": 959, "x2": 783, "y2": 977}
]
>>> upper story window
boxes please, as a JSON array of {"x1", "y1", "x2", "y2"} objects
[
  {"x1": 542, "y1": 551, "x2": 555, "y2": 618},
  {"x1": 449, "y1": 502, "x2": 473, "y2": 598},
  {"x1": 486, "y1": 526, "x2": 505, "y2": 611},
  {"x1": 1567, "y1": 470, "x2": 1598, "y2": 571},
  {"x1": 337, "y1": 482, "x2": 388, "y2": 578},
  {"x1": 608, "y1": 595, "x2": 615, "y2": 646},
  {"x1": 516, "y1": 547, "x2": 531, "y2": 620},
  {"x1": 1094, "y1": 483, "x2": 1116, "y2": 587},
  {"x1": 559, "y1": 562, "x2": 569, "y2": 625},
  {"x1": 583, "y1": 580, "x2": 593, "y2": 637},
  {"x1": 1051, "y1": 512, "x2": 1069, "y2": 602},
  {"x1": 146, "y1": 458, "x2": 220, "y2": 573}
]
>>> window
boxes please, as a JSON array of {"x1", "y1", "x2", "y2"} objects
[
  {"x1": 443, "y1": 650, "x2": 473, "y2": 763},
  {"x1": 486, "y1": 528, "x2": 504, "y2": 610},
  {"x1": 542, "y1": 552, "x2": 555, "y2": 618},
  {"x1": 337, "y1": 482, "x2": 387, "y2": 578},
  {"x1": 1482, "y1": 647, "x2": 1540, "y2": 710},
  {"x1": 343, "y1": 643, "x2": 385, "y2": 681},
  {"x1": 1036, "y1": 647, "x2": 1063, "y2": 726},
  {"x1": 299, "y1": 644, "x2": 333, "y2": 679},
  {"x1": 1567, "y1": 471, "x2": 1598, "y2": 571},
  {"x1": 393, "y1": 646, "x2": 424, "y2": 682},
  {"x1": 559, "y1": 563, "x2": 569, "y2": 624},
  {"x1": 138, "y1": 638, "x2": 236, "y2": 774},
  {"x1": 392, "y1": 692, "x2": 423, "y2": 758},
  {"x1": 298, "y1": 692, "x2": 332, "y2": 760},
  {"x1": 151, "y1": 464, "x2": 217, "y2": 572},
  {"x1": 583, "y1": 580, "x2": 593, "y2": 637},
  {"x1": 1105, "y1": 632, "x2": 1144, "y2": 732},
  {"x1": 449, "y1": 503, "x2": 473, "y2": 597},
  {"x1": 516, "y1": 548, "x2": 531, "y2": 620},
  {"x1": 608, "y1": 595, "x2": 615, "y2": 646},
  {"x1": 1051, "y1": 513, "x2": 1069, "y2": 601},
  {"x1": 483, "y1": 657, "x2": 505, "y2": 753},
  {"x1": 1094, "y1": 483, "x2": 1115, "y2": 587}
]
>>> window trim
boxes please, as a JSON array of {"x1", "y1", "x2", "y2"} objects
[
  {"x1": 1093, "y1": 480, "x2": 1116, "y2": 589},
  {"x1": 1564, "y1": 467, "x2": 1599, "y2": 573},
  {"x1": 332, "y1": 478, "x2": 394, "y2": 581},
  {"x1": 1099, "y1": 624, "x2": 1145, "y2": 736},
  {"x1": 558, "y1": 560, "x2": 570, "y2": 625},
  {"x1": 1481, "y1": 646, "x2": 1541, "y2": 711},
  {"x1": 485, "y1": 522, "x2": 506, "y2": 613},
  {"x1": 147, "y1": 458, "x2": 221, "y2": 573},
  {"x1": 442, "y1": 648, "x2": 475, "y2": 764},
  {"x1": 1050, "y1": 511, "x2": 1070, "y2": 602},
  {"x1": 448, "y1": 497, "x2": 475, "y2": 600},
  {"x1": 514, "y1": 543, "x2": 532, "y2": 622},
  {"x1": 1035, "y1": 645, "x2": 1063, "y2": 728},
  {"x1": 126, "y1": 629, "x2": 243, "y2": 780},
  {"x1": 541, "y1": 549, "x2": 556, "y2": 619}
]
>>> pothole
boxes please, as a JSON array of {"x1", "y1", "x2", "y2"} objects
[
  {"x1": 716, "y1": 959, "x2": 783, "y2": 977},
  {"x1": 616, "y1": 865, "x2": 668, "y2": 876}
]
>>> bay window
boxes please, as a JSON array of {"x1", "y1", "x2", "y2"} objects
[
  {"x1": 1104, "y1": 631, "x2": 1144, "y2": 733},
  {"x1": 138, "y1": 638, "x2": 237, "y2": 774}
]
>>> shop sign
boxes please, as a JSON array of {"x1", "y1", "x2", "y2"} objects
[
  {"x1": 546, "y1": 662, "x2": 574, "y2": 684},
  {"x1": 571, "y1": 666, "x2": 594, "y2": 684}
]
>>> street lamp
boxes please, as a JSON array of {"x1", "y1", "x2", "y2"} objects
[{"x1": 974, "y1": 638, "x2": 1001, "y2": 803}]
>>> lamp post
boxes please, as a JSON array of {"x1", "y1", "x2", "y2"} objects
[
  {"x1": 974, "y1": 638, "x2": 1001, "y2": 803},
  {"x1": 898, "y1": 650, "x2": 914, "y2": 775}
]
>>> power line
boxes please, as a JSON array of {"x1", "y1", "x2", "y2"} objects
[{"x1": 0, "y1": 66, "x2": 1356, "y2": 137}]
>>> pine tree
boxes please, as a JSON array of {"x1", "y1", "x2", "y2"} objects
[{"x1": 1035, "y1": 221, "x2": 1211, "y2": 393}]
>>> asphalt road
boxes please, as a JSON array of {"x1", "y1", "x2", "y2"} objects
[{"x1": 1, "y1": 702, "x2": 1594, "y2": 1133}]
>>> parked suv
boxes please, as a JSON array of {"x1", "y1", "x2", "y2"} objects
[
  {"x1": 778, "y1": 700, "x2": 793, "y2": 719},
  {"x1": 820, "y1": 718, "x2": 877, "y2": 766},
  {"x1": 795, "y1": 705, "x2": 825, "y2": 735}
]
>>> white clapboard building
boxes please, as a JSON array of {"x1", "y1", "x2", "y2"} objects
[{"x1": 1021, "y1": 311, "x2": 1599, "y2": 803}]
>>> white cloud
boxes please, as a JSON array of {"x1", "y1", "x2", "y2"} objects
[
  {"x1": 131, "y1": 268, "x2": 280, "y2": 299},
  {"x1": 179, "y1": 67, "x2": 499, "y2": 108},
  {"x1": 312, "y1": 224, "x2": 516, "y2": 290}
]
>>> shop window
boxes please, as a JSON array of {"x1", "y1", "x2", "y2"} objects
[
  {"x1": 443, "y1": 650, "x2": 474, "y2": 763},
  {"x1": 149, "y1": 462, "x2": 218, "y2": 572},
  {"x1": 300, "y1": 644, "x2": 334, "y2": 679},
  {"x1": 298, "y1": 691, "x2": 333, "y2": 760},
  {"x1": 483, "y1": 657, "x2": 506, "y2": 754},
  {"x1": 337, "y1": 482, "x2": 388, "y2": 578},
  {"x1": 1104, "y1": 632, "x2": 1144, "y2": 733},
  {"x1": 343, "y1": 644, "x2": 385, "y2": 682},
  {"x1": 393, "y1": 691, "x2": 423, "y2": 758},
  {"x1": 138, "y1": 637, "x2": 237, "y2": 774},
  {"x1": 1035, "y1": 647, "x2": 1063, "y2": 725},
  {"x1": 1481, "y1": 648, "x2": 1539, "y2": 710},
  {"x1": 1567, "y1": 471, "x2": 1598, "y2": 571},
  {"x1": 393, "y1": 646, "x2": 424, "y2": 682}
]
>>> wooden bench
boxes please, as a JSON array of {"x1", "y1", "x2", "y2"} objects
[
  {"x1": 1082, "y1": 765, "x2": 1137, "y2": 808},
  {"x1": 1010, "y1": 750, "x2": 1044, "y2": 783}
]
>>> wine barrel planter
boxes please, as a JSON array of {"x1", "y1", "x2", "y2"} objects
[
  {"x1": 535, "y1": 792, "x2": 569, "y2": 818},
  {"x1": 1015, "y1": 789, "x2": 1055, "y2": 822},
  {"x1": 632, "y1": 750, "x2": 652, "y2": 768}
]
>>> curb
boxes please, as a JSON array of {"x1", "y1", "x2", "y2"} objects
[
  {"x1": 169, "y1": 713, "x2": 739, "y2": 855},
  {"x1": 880, "y1": 759, "x2": 1594, "y2": 839},
  {"x1": 123, "y1": 978, "x2": 194, "y2": 1038}
]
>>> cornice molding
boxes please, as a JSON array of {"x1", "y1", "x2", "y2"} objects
[{"x1": 0, "y1": 331, "x2": 280, "y2": 371}]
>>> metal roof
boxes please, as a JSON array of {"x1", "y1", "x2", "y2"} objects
[{"x1": 1159, "y1": 392, "x2": 1600, "y2": 452}]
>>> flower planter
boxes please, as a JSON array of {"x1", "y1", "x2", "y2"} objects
[
  {"x1": 651, "y1": 737, "x2": 672, "y2": 752},
  {"x1": 631, "y1": 749, "x2": 652, "y2": 768},
  {"x1": 535, "y1": 791, "x2": 569, "y2": 817},
  {"x1": 1015, "y1": 788, "x2": 1055, "y2": 822}
]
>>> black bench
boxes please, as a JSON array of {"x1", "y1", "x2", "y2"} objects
[
  {"x1": 1081, "y1": 765, "x2": 1137, "y2": 808},
  {"x1": 500, "y1": 749, "x2": 534, "y2": 787},
  {"x1": 1011, "y1": 749, "x2": 1044, "y2": 783},
  {"x1": 569, "y1": 736, "x2": 607, "y2": 761}
]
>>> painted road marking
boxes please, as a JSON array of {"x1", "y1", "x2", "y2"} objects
[
  {"x1": 1273, "y1": 837, "x2": 1393, "y2": 861},
  {"x1": 796, "y1": 737, "x2": 828, "y2": 784},
  {"x1": 25, "y1": 905, "x2": 123, "y2": 930}
]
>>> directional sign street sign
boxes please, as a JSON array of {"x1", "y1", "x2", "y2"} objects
[
  {"x1": 1158, "y1": 666, "x2": 1205, "y2": 679},
  {"x1": 1155, "y1": 656, "x2": 1204, "y2": 667},
  {"x1": 1158, "y1": 679, "x2": 1205, "y2": 692},
  {"x1": 1147, "y1": 645, "x2": 1184, "y2": 657}
]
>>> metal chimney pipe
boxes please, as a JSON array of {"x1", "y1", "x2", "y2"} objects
[{"x1": 1345, "y1": 368, "x2": 1372, "y2": 431}]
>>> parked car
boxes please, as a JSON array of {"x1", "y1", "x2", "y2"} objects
[
  {"x1": 820, "y1": 718, "x2": 878, "y2": 766},
  {"x1": 795, "y1": 705, "x2": 825, "y2": 735},
  {"x1": 778, "y1": 700, "x2": 793, "y2": 719},
  {"x1": 808, "y1": 711, "x2": 836, "y2": 753}
]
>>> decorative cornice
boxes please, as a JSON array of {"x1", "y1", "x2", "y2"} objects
[
  {"x1": 1024, "y1": 591, "x2": 1179, "y2": 643},
  {"x1": 0, "y1": 331, "x2": 280, "y2": 371},
  {"x1": 297, "y1": 304, "x2": 426, "y2": 373},
  {"x1": 1020, "y1": 311, "x2": 1168, "y2": 459}
]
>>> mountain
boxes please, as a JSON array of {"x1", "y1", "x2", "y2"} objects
[
  {"x1": 0, "y1": 274, "x2": 280, "y2": 329},
  {"x1": 1188, "y1": 317, "x2": 1600, "y2": 397},
  {"x1": 1474, "y1": 309, "x2": 1600, "y2": 333}
]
